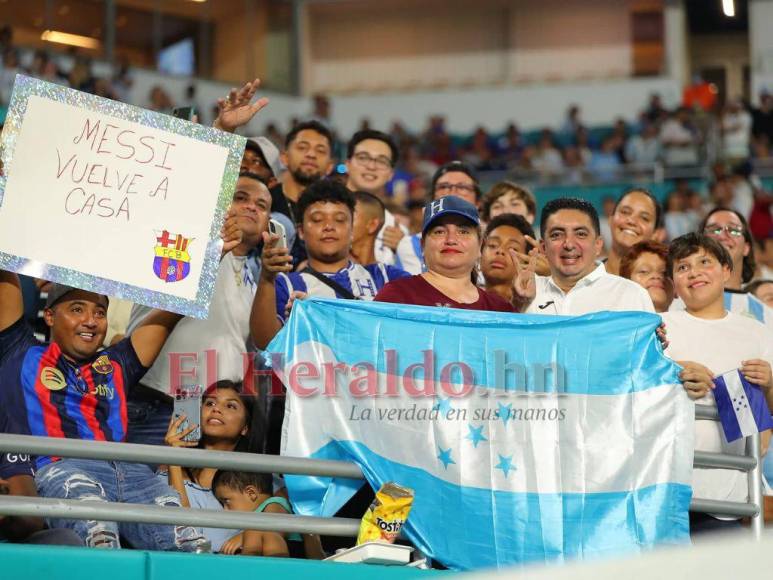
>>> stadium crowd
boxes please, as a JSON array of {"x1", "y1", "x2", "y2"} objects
[{"x1": 1, "y1": 35, "x2": 773, "y2": 563}]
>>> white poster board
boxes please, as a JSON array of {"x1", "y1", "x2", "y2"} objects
[{"x1": 0, "y1": 75, "x2": 245, "y2": 318}]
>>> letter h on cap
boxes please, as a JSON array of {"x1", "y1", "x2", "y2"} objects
[{"x1": 429, "y1": 198, "x2": 445, "y2": 217}]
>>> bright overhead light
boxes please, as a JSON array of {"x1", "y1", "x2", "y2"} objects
[
  {"x1": 722, "y1": 0, "x2": 735, "y2": 17},
  {"x1": 41, "y1": 30, "x2": 101, "y2": 50}
]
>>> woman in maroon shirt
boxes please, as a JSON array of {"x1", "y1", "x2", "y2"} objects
[{"x1": 376, "y1": 196, "x2": 535, "y2": 311}]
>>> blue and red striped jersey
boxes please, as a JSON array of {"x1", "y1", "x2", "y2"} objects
[{"x1": 0, "y1": 317, "x2": 147, "y2": 468}]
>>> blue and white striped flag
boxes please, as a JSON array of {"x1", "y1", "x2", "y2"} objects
[
  {"x1": 713, "y1": 369, "x2": 773, "y2": 443},
  {"x1": 267, "y1": 299, "x2": 694, "y2": 570}
]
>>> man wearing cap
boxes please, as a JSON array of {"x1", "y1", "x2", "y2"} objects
[
  {"x1": 0, "y1": 271, "x2": 207, "y2": 550},
  {"x1": 376, "y1": 196, "x2": 534, "y2": 311},
  {"x1": 395, "y1": 161, "x2": 482, "y2": 275}
]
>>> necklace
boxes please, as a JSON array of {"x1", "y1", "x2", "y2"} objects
[{"x1": 230, "y1": 254, "x2": 246, "y2": 287}]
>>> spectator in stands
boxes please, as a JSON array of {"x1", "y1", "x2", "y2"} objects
[
  {"x1": 395, "y1": 161, "x2": 481, "y2": 275},
  {"x1": 0, "y1": 273, "x2": 216, "y2": 550},
  {"x1": 588, "y1": 136, "x2": 622, "y2": 183},
  {"x1": 752, "y1": 91, "x2": 773, "y2": 146},
  {"x1": 351, "y1": 192, "x2": 386, "y2": 266},
  {"x1": 661, "y1": 233, "x2": 773, "y2": 534},
  {"x1": 212, "y1": 470, "x2": 302, "y2": 557},
  {"x1": 125, "y1": 173, "x2": 270, "y2": 446},
  {"x1": 604, "y1": 188, "x2": 662, "y2": 276},
  {"x1": 745, "y1": 279, "x2": 773, "y2": 308},
  {"x1": 148, "y1": 85, "x2": 174, "y2": 113},
  {"x1": 463, "y1": 127, "x2": 497, "y2": 170},
  {"x1": 163, "y1": 380, "x2": 263, "y2": 554},
  {"x1": 683, "y1": 75, "x2": 718, "y2": 113},
  {"x1": 111, "y1": 57, "x2": 133, "y2": 103},
  {"x1": 344, "y1": 130, "x2": 406, "y2": 264},
  {"x1": 274, "y1": 121, "x2": 335, "y2": 226},
  {"x1": 701, "y1": 208, "x2": 756, "y2": 290},
  {"x1": 754, "y1": 235, "x2": 773, "y2": 280},
  {"x1": 625, "y1": 122, "x2": 661, "y2": 165},
  {"x1": 560, "y1": 104, "x2": 583, "y2": 136},
  {"x1": 721, "y1": 99, "x2": 753, "y2": 165},
  {"x1": 526, "y1": 198, "x2": 654, "y2": 315},
  {"x1": 708, "y1": 177, "x2": 735, "y2": 211},
  {"x1": 497, "y1": 122, "x2": 524, "y2": 168},
  {"x1": 663, "y1": 180, "x2": 700, "y2": 241},
  {"x1": 376, "y1": 196, "x2": 534, "y2": 311},
  {"x1": 242, "y1": 137, "x2": 283, "y2": 189},
  {"x1": 660, "y1": 107, "x2": 699, "y2": 166},
  {"x1": 643, "y1": 92, "x2": 667, "y2": 125},
  {"x1": 667, "y1": 208, "x2": 773, "y2": 329},
  {"x1": 480, "y1": 214, "x2": 535, "y2": 303},
  {"x1": 532, "y1": 129, "x2": 564, "y2": 179},
  {"x1": 619, "y1": 241, "x2": 673, "y2": 313},
  {"x1": 480, "y1": 181, "x2": 536, "y2": 225},
  {"x1": 250, "y1": 180, "x2": 408, "y2": 350}
]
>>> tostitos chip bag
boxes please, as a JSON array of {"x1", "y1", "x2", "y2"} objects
[{"x1": 356, "y1": 482, "x2": 414, "y2": 545}]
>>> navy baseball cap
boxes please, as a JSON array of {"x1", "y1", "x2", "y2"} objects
[
  {"x1": 45, "y1": 284, "x2": 109, "y2": 309},
  {"x1": 422, "y1": 195, "x2": 480, "y2": 235}
]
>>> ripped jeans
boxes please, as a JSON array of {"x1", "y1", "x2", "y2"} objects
[{"x1": 35, "y1": 458, "x2": 206, "y2": 551}]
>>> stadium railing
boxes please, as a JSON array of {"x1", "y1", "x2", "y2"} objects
[{"x1": 0, "y1": 406, "x2": 765, "y2": 542}]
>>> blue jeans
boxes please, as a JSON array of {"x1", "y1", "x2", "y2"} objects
[
  {"x1": 125, "y1": 389, "x2": 173, "y2": 447},
  {"x1": 36, "y1": 458, "x2": 206, "y2": 551}
]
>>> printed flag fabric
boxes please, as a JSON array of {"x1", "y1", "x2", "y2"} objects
[
  {"x1": 713, "y1": 369, "x2": 773, "y2": 443},
  {"x1": 267, "y1": 298, "x2": 694, "y2": 570}
]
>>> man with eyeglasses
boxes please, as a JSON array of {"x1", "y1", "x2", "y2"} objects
[
  {"x1": 395, "y1": 161, "x2": 481, "y2": 274},
  {"x1": 344, "y1": 130, "x2": 406, "y2": 265}
]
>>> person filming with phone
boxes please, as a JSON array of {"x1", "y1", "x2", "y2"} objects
[{"x1": 162, "y1": 380, "x2": 264, "y2": 554}]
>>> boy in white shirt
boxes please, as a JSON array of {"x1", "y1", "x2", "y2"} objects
[{"x1": 662, "y1": 233, "x2": 773, "y2": 535}]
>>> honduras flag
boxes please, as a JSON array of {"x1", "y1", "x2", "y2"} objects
[
  {"x1": 713, "y1": 369, "x2": 773, "y2": 443},
  {"x1": 267, "y1": 299, "x2": 694, "y2": 570}
]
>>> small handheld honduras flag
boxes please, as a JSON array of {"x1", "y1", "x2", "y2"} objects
[{"x1": 713, "y1": 369, "x2": 773, "y2": 442}]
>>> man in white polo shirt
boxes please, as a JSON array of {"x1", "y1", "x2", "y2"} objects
[{"x1": 527, "y1": 197, "x2": 655, "y2": 315}]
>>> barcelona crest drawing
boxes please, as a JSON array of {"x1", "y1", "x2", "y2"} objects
[{"x1": 153, "y1": 230, "x2": 193, "y2": 283}]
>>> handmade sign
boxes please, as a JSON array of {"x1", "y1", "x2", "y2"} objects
[{"x1": 0, "y1": 75, "x2": 245, "y2": 318}]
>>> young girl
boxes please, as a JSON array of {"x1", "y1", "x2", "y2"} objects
[{"x1": 163, "y1": 380, "x2": 265, "y2": 553}]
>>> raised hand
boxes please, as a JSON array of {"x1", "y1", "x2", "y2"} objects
[
  {"x1": 213, "y1": 79, "x2": 270, "y2": 133},
  {"x1": 509, "y1": 246, "x2": 538, "y2": 309}
]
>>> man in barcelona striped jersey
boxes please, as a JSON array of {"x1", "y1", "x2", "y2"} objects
[
  {"x1": 0, "y1": 259, "x2": 240, "y2": 549},
  {"x1": 250, "y1": 179, "x2": 409, "y2": 351}
]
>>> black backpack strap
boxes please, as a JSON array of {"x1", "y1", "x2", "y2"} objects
[{"x1": 302, "y1": 267, "x2": 359, "y2": 300}]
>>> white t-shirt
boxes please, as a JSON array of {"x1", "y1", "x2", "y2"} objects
[
  {"x1": 526, "y1": 263, "x2": 655, "y2": 315},
  {"x1": 662, "y1": 310, "x2": 773, "y2": 506},
  {"x1": 128, "y1": 253, "x2": 256, "y2": 393}
]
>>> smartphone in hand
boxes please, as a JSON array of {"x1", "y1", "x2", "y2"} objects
[
  {"x1": 173, "y1": 386, "x2": 202, "y2": 443},
  {"x1": 269, "y1": 218, "x2": 287, "y2": 249}
]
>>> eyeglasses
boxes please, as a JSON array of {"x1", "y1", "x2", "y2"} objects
[
  {"x1": 704, "y1": 224, "x2": 744, "y2": 238},
  {"x1": 435, "y1": 183, "x2": 477, "y2": 194},
  {"x1": 352, "y1": 151, "x2": 393, "y2": 170}
]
